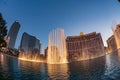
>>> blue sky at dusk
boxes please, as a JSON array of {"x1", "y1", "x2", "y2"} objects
[{"x1": 0, "y1": 0, "x2": 120, "y2": 53}]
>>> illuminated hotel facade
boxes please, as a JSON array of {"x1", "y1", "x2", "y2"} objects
[
  {"x1": 113, "y1": 24, "x2": 120, "y2": 49},
  {"x1": 106, "y1": 35, "x2": 117, "y2": 53},
  {"x1": 20, "y1": 32, "x2": 41, "y2": 54},
  {"x1": 66, "y1": 32, "x2": 105, "y2": 61},
  {"x1": 7, "y1": 21, "x2": 20, "y2": 49}
]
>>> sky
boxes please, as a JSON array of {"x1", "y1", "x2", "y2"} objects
[{"x1": 0, "y1": 0, "x2": 120, "y2": 54}]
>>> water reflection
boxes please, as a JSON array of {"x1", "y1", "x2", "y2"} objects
[
  {"x1": 69, "y1": 57, "x2": 106, "y2": 80},
  {"x1": 1, "y1": 52, "x2": 120, "y2": 80},
  {"x1": 18, "y1": 60, "x2": 48, "y2": 80},
  {"x1": 47, "y1": 64, "x2": 69, "y2": 80},
  {"x1": 103, "y1": 50, "x2": 120, "y2": 80},
  {"x1": 0, "y1": 54, "x2": 20, "y2": 80}
]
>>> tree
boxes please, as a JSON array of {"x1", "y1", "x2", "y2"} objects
[{"x1": 0, "y1": 13, "x2": 7, "y2": 48}]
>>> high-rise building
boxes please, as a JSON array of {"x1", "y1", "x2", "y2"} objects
[
  {"x1": 7, "y1": 21, "x2": 20, "y2": 49},
  {"x1": 20, "y1": 32, "x2": 41, "y2": 54},
  {"x1": 113, "y1": 24, "x2": 120, "y2": 49},
  {"x1": 34, "y1": 39, "x2": 41, "y2": 54},
  {"x1": 66, "y1": 32, "x2": 105, "y2": 61},
  {"x1": 106, "y1": 35, "x2": 117, "y2": 53},
  {"x1": 44, "y1": 47, "x2": 48, "y2": 58}
]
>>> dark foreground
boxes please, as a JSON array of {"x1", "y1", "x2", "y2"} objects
[{"x1": 0, "y1": 50, "x2": 120, "y2": 80}]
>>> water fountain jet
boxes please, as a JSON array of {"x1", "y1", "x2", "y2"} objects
[{"x1": 47, "y1": 28, "x2": 68, "y2": 64}]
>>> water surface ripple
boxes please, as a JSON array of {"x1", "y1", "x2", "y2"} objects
[{"x1": 1, "y1": 50, "x2": 120, "y2": 80}]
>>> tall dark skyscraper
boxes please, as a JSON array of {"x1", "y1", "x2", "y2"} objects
[
  {"x1": 7, "y1": 21, "x2": 20, "y2": 49},
  {"x1": 20, "y1": 32, "x2": 41, "y2": 54}
]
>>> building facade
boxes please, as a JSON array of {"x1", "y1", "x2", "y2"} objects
[
  {"x1": 20, "y1": 32, "x2": 40, "y2": 54},
  {"x1": 44, "y1": 47, "x2": 48, "y2": 59},
  {"x1": 113, "y1": 24, "x2": 120, "y2": 49},
  {"x1": 106, "y1": 35, "x2": 117, "y2": 53},
  {"x1": 66, "y1": 32, "x2": 105, "y2": 61},
  {"x1": 7, "y1": 21, "x2": 20, "y2": 49}
]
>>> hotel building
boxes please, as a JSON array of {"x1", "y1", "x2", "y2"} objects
[
  {"x1": 7, "y1": 21, "x2": 20, "y2": 49},
  {"x1": 106, "y1": 35, "x2": 117, "y2": 53},
  {"x1": 113, "y1": 24, "x2": 120, "y2": 49},
  {"x1": 66, "y1": 32, "x2": 105, "y2": 61},
  {"x1": 20, "y1": 32, "x2": 40, "y2": 54}
]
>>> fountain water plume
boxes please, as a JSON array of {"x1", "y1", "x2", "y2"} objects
[
  {"x1": 47, "y1": 28, "x2": 68, "y2": 64},
  {"x1": 19, "y1": 52, "x2": 45, "y2": 62}
]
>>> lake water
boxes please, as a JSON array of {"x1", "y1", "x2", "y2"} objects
[{"x1": 1, "y1": 50, "x2": 120, "y2": 80}]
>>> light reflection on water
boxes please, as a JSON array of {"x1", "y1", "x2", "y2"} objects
[
  {"x1": 1, "y1": 50, "x2": 120, "y2": 80},
  {"x1": 102, "y1": 51, "x2": 120, "y2": 80},
  {"x1": 47, "y1": 63, "x2": 69, "y2": 80}
]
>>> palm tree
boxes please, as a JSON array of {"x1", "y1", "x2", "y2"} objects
[{"x1": 0, "y1": 13, "x2": 7, "y2": 49}]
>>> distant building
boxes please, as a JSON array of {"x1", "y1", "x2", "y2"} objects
[
  {"x1": 66, "y1": 32, "x2": 105, "y2": 61},
  {"x1": 7, "y1": 21, "x2": 20, "y2": 49},
  {"x1": 113, "y1": 24, "x2": 120, "y2": 49},
  {"x1": 44, "y1": 47, "x2": 48, "y2": 58},
  {"x1": 20, "y1": 32, "x2": 40, "y2": 54},
  {"x1": 106, "y1": 35, "x2": 117, "y2": 53},
  {"x1": 34, "y1": 39, "x2": 41, "y2": 53}
]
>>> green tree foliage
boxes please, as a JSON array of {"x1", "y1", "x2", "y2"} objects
[{"x1": 0, "y1": 13, "x2": 7, "y2": 48}]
